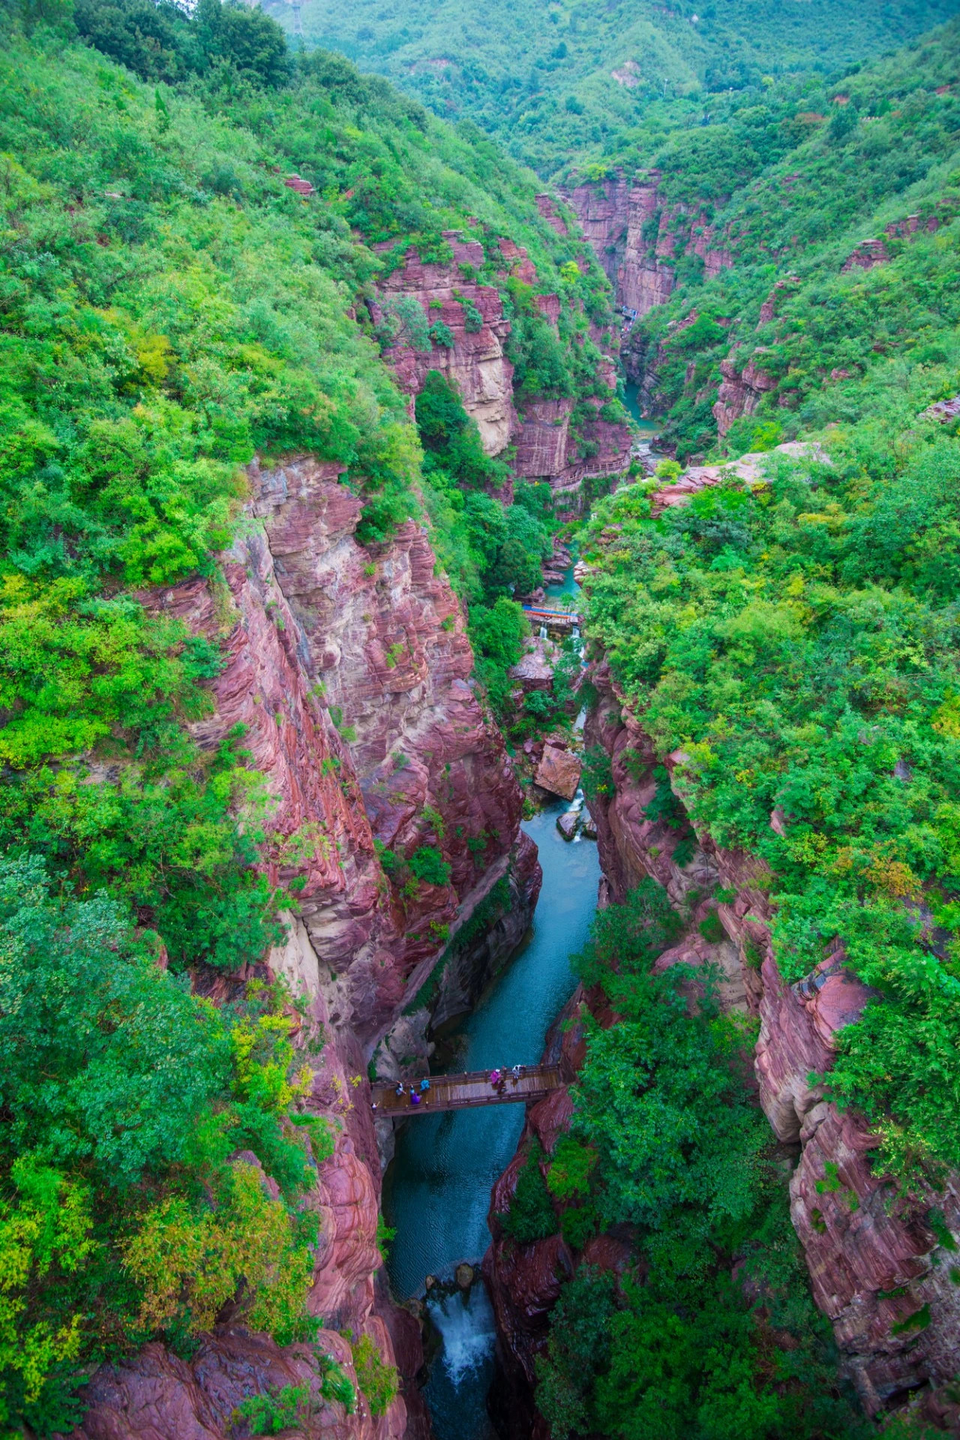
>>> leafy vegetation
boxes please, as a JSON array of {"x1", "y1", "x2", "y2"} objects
[
  {"x1": 0, "y1": 857, "x2": 328, "y2": 1433},
  {"x1": 0, "y1": 0, "x2": 626, "y2": 1424},
  {"x1": 265, "y1": 0, "x2": 960, "y2": 180},
  {"x1": 531, "y1": 887, "x2": 868, "y2": 1440},
  {"x1": 350, "y1": 1333, "x2": 399, "y2": 1419},
  {"x1": 624, "y1": 20, "x2": 960, "y2": 462},
  {"x1": 582, "y1": 382, "x2": 960, "y2": 1185}
]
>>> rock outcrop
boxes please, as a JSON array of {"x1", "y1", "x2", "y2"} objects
[
  {"x1": 562, "y1": 172, "x2": 733, "y2": 317},
  {"x1": 69, "y1": 453, "x2": 542, "y2": 1439},
  {"x1": 575, "y1": 659, "x2": 960, "y2": 1413},
  {"x1": 534, "y1": 741, "x2": 581, "y2": 801},
  {"x1": 375, "y1": 236, "x2": 516, "y2": 455},
  {"x1": 712, "y1": 351, "x2": 778, "y2": 436},
  {"x1": 373, "y1": 235, "x2": 630, "y2": 506}
]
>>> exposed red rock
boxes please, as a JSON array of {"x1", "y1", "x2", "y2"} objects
[
  {"x1": 534, "y1": 193, "x2": 569, "y2": 236},
  {"x1": 72, "y1": 451, "x2": 546, "y2": 1439},
  {"x1": 842, "y1": 237, "x2": 890, "y2": 272},
  {"x1": 534, "y1": 742, "x2": 581, "y2": 800},
  {"x1": 374, "y1": 247, "x2": 517, "y2": 455},
  {"x1": 713, "y1": 350, "x2": 778, "y2": 435},
  {"x1": 374, "y1": 240, "x2": 630, "y2": 503},
  {"x1": 571, "y1": 657, "x2": 960, "y2": 1412},
  {"x1": 562, "y1": 171, "x2": 734, "y2": 316}
]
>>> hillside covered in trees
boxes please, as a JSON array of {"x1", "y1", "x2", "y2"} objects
[
  {"x1": 521, "y1": 17, "x2": 960, "y2": 1436},
  {"x1": 0, "y1": 1, "x2": 618, "y2": 1430},
  {"x1": 7, "y1": 0, "x2": 960, "y2": 1436},
  {"x1": 263, "y1": 0, "x2": 960, "y2": 178}
]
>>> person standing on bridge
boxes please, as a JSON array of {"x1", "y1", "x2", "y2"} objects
[
  {"x1": 489, "y1": 1069, "x2": 500, "y2": 1090},
  {"x1": 420, "y1": 1077, "x2": 430, "y2": 1092},
  {"x1": 395, "y1": 1082, "x2": 404, "y2": 1097},
  {"x1": 410, "y1": 1090, "x2": 420, "y2": 1106}
]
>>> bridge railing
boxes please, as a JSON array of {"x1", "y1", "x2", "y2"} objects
[{"x1": 370, "y1": 1064, "x2": 561, "y2": 1116}]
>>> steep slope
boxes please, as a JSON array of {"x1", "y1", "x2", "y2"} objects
[
  {"x1": 0, "y1": 11, "x2": 625, "y2": 1436},
  {"x1": 479, "y1": 20, "x2": 960, "y2": 1438},
  {"x1": 575, "y1": 19, "x2": 960, "y2": 458}
]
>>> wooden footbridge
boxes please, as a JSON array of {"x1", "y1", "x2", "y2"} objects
[
  {"x1": 522, "y1": 606, "x2": 581, "y2": 635},
  {"x1": 371, "y1": 1065, "x2": 561, "y2": 1117}
]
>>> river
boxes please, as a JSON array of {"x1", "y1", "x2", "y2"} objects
[{"x1": 384, "y1": 798, "x2": 600, "y2": 1439}]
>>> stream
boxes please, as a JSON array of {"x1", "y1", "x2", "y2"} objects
[{"x1": 384, "y1": 798, "x2": 601, "y2": 1439}]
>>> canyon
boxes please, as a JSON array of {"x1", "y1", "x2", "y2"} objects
[
  {"x1": 63, "y1": 217, "x2": 628, "y2": 1439},
  {"x1": 68, "y1": 244, "x2": 960, "y2": 1440},
  {"x1": 482, "y1": 460, "x2": 960, "y2": 1435},
  {"x1": 12, "y1": 8, "x2": 960, "y2": 1440},
  {"x1": 561, "y1": 172, "x2": 733, "y2": 323}
]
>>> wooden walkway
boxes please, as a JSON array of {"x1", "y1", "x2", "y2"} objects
[
  {"x1": 522, "y1": 607, "x2": 581, "y2": 632},
  {"x1": 371, "y1": 1065, "x2": 561, "y2": 1116}
]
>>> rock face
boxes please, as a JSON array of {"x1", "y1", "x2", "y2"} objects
[
  {"x1": 376, "y1": 236, "x2": 517, "y2": 455},
  {"x1": 373, "y1": 235, "x2": 630, "y2": 506},
  {"x1": 69, "y1": 454, "x2": 543, "y2": 1440},
  {"x1": 712, "y1": 351, "x2": 778, "y2": 435},
  {"x1": 534, "y1": 742, "x2": 581, "y2": 801},
  {"x1": 576, "y1": 660, "x2": 960, "y2": 1413},
  {"x1": 563, "y1": 172, "x2": 733, "y2": 317}
]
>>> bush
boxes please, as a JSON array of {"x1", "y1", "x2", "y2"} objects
[
  {"x1": 408, "y1": 845, "x2": 452, "y2": 887},
  {"x1": 351, "y1": 1335, "x2": 398, "y2": 1419},
  {"x1": 498, "y1": 1142, "x2": 556, "y2": 1245}
]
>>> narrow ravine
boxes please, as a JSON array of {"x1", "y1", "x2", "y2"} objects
[{"x1": 384, "y1": 800, "x2": 600, "y2": 1439}]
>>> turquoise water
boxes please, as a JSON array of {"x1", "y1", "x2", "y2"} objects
[
  {"x1": 624, "y1": 379, "x2": 661, "y2": 437},
  {"x1": 384, "y1": 802, "x2": 600, "y2": 1438},
  {"x1": 545, "y1": 564, "x2": 579, "y2": 600}
]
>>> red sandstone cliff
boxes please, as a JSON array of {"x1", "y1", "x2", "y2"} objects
[
  {"x1": 483, "y1": 653, "x2": 960, "y2": 1430},
  {"x1": 562, "y1": 172, "x2": 733, "y2": 318},
  {"x1": 67, "y1": 454, "x2": 545, "y2": 1440},
  {"x1": 372, "y1": 235, "x2": 630, "y2": 506},
  {"x1": 579, "y1": 660, "x2": 960, "y2": 1417}
]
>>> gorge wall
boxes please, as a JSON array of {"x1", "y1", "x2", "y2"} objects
[
  {"x1": 68, "y1": 197, "x2": 632, "y2": 1436},
  {"x1": 373, "y1": 232, "x2": 630, "y2": 509},
  {"x1": 581, "y1": 665, "x2": 960, "y2": 1416},
  {"x1": 482, "y1": 652, "x2": 960, "y2": 1434},
  {"x1": 562, "y1": 172, "x2": 733, "y2": 321},
  {"x1": 69, "y1": 455, "x2": 541, "y2": 1440}
]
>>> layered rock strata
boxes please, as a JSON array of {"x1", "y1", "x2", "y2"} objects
[
  {"x1": 562, "y1": 172, "x2": 733, "y2": 317},
  {"x1": 373, "y1": 237, "x2": 629, "y2": 504},
  {"x1": 69, "y1": 454, "x2": 542, "y2": 1440},
  {"x1": 579, "y1": 660, "x2": 960, "y2": 1413}
]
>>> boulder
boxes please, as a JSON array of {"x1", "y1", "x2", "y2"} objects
[
  {"x1": 557, "y1": 810, "x2": 579, "y2": 840},
  {"x1": 535, "y1": 744, "x2": 581, "y2": 801}
]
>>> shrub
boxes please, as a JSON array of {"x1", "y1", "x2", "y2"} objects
[
  {"x1": 351, "y1": 1335, "x2": 398, "y2": 1419},
  {"x1": 408, "y1": 845, "x2": 452, "y2": 887},
  {"x1": 498, "y1": 1142, "x2": 556, "y2": 1245}
]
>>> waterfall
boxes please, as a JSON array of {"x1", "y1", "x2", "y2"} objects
[
  {"x1": 426, "y1": 1285, "x2": 498, "y2": 1386},
  {"x1": 539, "y1": 624, "x2": 547, "y2": 639}
]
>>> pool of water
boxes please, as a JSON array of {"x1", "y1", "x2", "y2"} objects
[
  {"x1": 624, "y1": 379, "x2": 661, "y2": 438},
  {"x1": 384, "y1": 801, "x2": 601, "y2": 1438}
]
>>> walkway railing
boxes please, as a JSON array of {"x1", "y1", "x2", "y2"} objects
[{"x1": 371, "y1": 1065, "x2": 561, "y2": 1116}]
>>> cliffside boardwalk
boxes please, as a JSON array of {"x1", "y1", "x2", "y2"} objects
[{"x1": 371, "y1": 1065, "x2": 561, "y2": 1115}]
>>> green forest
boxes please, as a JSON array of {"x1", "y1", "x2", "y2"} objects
[
  {"x1": 0, "y1": 0, "x2": 612, "y2": 1429},
  {"x1": 5, "y1": 0, "x2": 960, "y2": 1434},
  {"x1": 265, "y1": 0, "x2": 960, "y2": 178}
]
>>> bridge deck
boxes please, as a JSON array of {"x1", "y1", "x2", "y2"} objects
[
  {"x1": 522, "y1": 606, "x2": 581, "y2": 624},
  {"x1": 371, "y1": 1065, "x2": 561, "y2": 1116}
]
